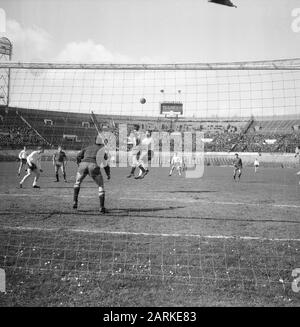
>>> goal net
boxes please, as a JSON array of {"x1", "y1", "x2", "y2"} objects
[
  {"x1": 0, "y1": 60, "x2": 299, "y2": 154},
  {"x1": 1, "y1": 60, "x2": 299, "y2": 117},
  {"x1": 0, "y1": 60, "x2": 300, "y2": 305}
]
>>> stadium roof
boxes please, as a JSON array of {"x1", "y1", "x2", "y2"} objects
[{"x1": 0, "y1": 37, "x2": 12, "y2": 56}]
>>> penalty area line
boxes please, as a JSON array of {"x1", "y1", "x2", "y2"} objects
[{"x1": 1, "y1": 225, "x2": 300, "y2": 242}]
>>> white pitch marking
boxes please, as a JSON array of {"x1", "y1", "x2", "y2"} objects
[{"x1": 1, "y1": 225, "x2": 300, "y2": 242}]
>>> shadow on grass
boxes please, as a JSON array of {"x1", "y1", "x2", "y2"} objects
[
  {"x1": 155, "y1": 190, "x2": 217, "y2": 194},
  {"x1": 169, "y1": 190, "x2": 217, "y2": 194},
  {"x1": 1, "y1": 208, "x2": 299, "y2": 224}
]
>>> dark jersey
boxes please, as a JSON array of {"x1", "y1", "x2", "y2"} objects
[
  {"x1": 77, "y1": 144, "x2": 104, "y2": 164},
  {"x1": 233, "y1": 157, "x2": 242, "y2": 168},
  {"x1": 54, "y1": 151, "x2": 67, "y2": 163}
]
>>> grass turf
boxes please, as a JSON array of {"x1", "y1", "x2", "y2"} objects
[{"x1": 0, "y1": 162, "x2": 299, "y2": 306}]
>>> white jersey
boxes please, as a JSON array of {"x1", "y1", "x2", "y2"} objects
[
  {"x1": 19, "y1": 149, "x2": 28, "y2": 160},
  {"x1": 128, "y1": 131, "x2": 141, "y2": 154},
  {"x1": 171, "y1": 155, "x2": 182, "y2": 165},
  {"x1": 27, "y1": 151, "x2": 42, "y2": 170},
  {"x1": 254, "y1": 159, "x2": 259, "y2": 166},
  {"x1": 140, "y1": 136, "x2": 154, "y2": 151}
]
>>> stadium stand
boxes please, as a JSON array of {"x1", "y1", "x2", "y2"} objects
[
  {"x1": 0, "y1": 107, "x2": 41, "y2": 148},
  {"x1": 0, "y1": 106, "x2": 299, "y2": 152},
  {"x1": 250, "y1": 118, "x2": 300, "y2": 135}
]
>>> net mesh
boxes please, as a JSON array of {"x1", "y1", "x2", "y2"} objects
[
  {"x1": 4, "y1": 66, "x2": 300, "y2": 118},
  {"x1": 1, "y1": 228, "x2": 299, "y2": 306},
  {"x1": 0, "y1": 61, "x2": 300, "y2": 306}
]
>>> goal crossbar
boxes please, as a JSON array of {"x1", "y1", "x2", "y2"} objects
[{"x1": 1, "y1": 58, "x2": 300, "y2": 70}]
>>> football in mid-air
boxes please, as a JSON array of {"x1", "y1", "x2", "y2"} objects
[{"x1": 140, "y1": 98, "x2": 146, "y2": 104}]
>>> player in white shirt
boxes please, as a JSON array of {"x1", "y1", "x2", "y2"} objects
[
  {"x1": 254, "y1": 158, "x2": 259, "y2": 173},
  {"x1": 19, "y1": 147, "x2": 44, "y2": 189},
  {"x1": 169, "y1": 152, "x2": 183, "y2": 176},
  {"x1": 18, "y1": 146, "x2": 29, "y2": 176},
  {"x1": 127, "y1": 125, "x2": 142, "y2": 178},
  {"x1": 135, "y1": 130, "x2": 154, "y2": 179}
]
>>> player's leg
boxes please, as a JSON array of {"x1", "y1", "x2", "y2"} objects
[
  {"x1": 177, "y1": 164, "x2": 182, "y2": 176},
  {"x1": 127, "y1": 152, "x2": 138, "y2": 178},
  {"x1": 18, "y1": 160, "x2": 23, "y2": 176},
  {"x1": 103, "y1": 158, "x2": 111, "y2": 180},
  {"x1": 103, "y1": 164, "x2": 111, "y2": 180},
  {"x1": 61, "y1": 163, "x2": 67, "y2": 182},
  {"x1": 19, "y1": 168, "x2": 32, "y2": 187},
  {"x1": 73, "y1": 163, "x2": 88, "y2": 209},
  {"x1": 238, "y1": 168, "x2": 242, "y2": 180},
  {"x1": 233, "y1": 167, "x2": 237, "y2": 180},
  {"x1": 135, "y1": 151, "x2": 148, "y2": 179},
  {"x1": 89, "y1": 165, "x2": 106, "y2": 213},
  {"x1": 54, "y1": 164, "x2": 60, "y2": 182},
  {"x1": 32, "y1": 169, "x2": 41, "y2": 188},
  {"x1": 169, "y1": 165, "x2": 175, "y2": 176}
]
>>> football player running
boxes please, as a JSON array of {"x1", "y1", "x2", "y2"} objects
[
  {"x1": 19, "y1": 146, "x2": 44, "y2": 189},
  {"x1": 135, "y1": 130, "x2": 154, "y2": 179}
]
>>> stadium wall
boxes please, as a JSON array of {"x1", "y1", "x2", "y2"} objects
[
  {"x1": 0, "y1": 149, "x2": 298, "y2": 168},
  {"x1": 204, "y1": 152, "x2": 298, "y2": 168}
]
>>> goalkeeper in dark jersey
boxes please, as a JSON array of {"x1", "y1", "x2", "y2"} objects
[
  {"x1": 73, "y1": 134, "x2": 109, "y2": 213},
  {"x1": 233, "y1": 153, "x2": 243, "y2": 181}
]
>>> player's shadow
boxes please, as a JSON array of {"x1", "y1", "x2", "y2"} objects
[
  {"x1": 79, "y1": 206, "x2": 186, "y2": 214},
  {"x1": 45, "y1": 186, "x2": 74, "y2": 189},
  {"x1": 17, "y1": 210, "x2": 300, "y2": 224},
  {"x1": 156, "y1": 190, "x2": 217, "y2": 194}
]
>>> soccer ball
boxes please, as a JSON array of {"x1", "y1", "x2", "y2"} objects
[{"x1": 140, "y1": 98, "x2": 146, "y2": 104}]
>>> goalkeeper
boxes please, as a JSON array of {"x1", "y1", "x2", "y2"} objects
[{"x1": 73, "y1": 134, "x2": 108, "y2": 213}]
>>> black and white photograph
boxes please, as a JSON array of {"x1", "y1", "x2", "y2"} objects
[{"x1": 0, "y1": 0, "x2": 299, "y2": 309}]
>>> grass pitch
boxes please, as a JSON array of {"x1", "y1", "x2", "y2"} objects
[{"x1": 0, "y1": 161, "x2": 299, "y2": 306}]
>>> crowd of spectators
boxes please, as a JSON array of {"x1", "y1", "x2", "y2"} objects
[
  {"x1": 0, "y1": 125, "x2": 41, "y2": 148},
  {"x1": 203, "y1": 131, "x2": 300, "y2": 153},
  {"x1": 1, "y1": 108, "x2": 299, "y2": 153}
]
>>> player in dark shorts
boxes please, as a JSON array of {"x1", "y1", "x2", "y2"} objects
[
  {"x1": 52, "y1": 146, "x2": 67, "y2": 182},
  {"x1": 73, "y1": 135, "x2": 107, "y2": 213},
  {"x1": 233, "y1": 153, "x2": 242, "y2": 181},
  {"x1": 103, "y1": 138, "x2": 111, "y2": 180}
]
